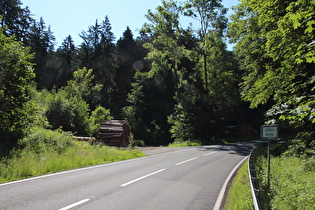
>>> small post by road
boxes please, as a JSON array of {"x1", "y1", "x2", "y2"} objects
[{"x1": 260, "y1": 125, "x2": 278, "y2": 189}]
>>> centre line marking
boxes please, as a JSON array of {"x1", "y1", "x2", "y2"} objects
[
  {"x1": 59, "y1": 198, "x2": 90, "y2": 210},
  {"x1": 176, "y1": 157, "x2": 198, "y2": 166},
  {"x1": 203, "y1": 151, "x2": 217, "y2": 156},
  {"x1": 121, "y1": 169, "x2": 165, "y2": 187}
]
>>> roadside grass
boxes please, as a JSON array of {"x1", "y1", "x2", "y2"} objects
[
  {"x1": 168, "y1": 140, "x2": 201, "y2": 147},
  {"x1": 0, "y1": 141, "x2": 145, "y2": 184},
  {"x1": 256, "y1": 155, "x2": 315, "y2": 209},
  {"x1": 224, "y1": 160, "x2": 254, "y2": 210}
]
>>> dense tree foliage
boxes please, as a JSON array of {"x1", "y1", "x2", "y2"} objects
[
  {"x1": 55, "y1": 35, "x2": 77, "y2": 88},
  {"x1": 229, "y1": 0, "x2": 315, "y2": 141},
  {"x1": 0, "y1": 26, "x2": 34, "y2": 155},
  {"x1": 1, "y1": 0, "x2": 270, "y2": 151},
  {"x1": 123, "y1": 0, "x2": 249, "y2": 144},
  {"x1": 25, "y1": 17, "x2": 55, "y2": 89},
  {"x1": 78, "y1": 17, "x2": 118, "y2": 110},
  {"x1": 0, "y1": 0, "x2": 31, "y2": 41},
  {"x1": 183, "y1": 0, "x2": 228, "y2": 92}
]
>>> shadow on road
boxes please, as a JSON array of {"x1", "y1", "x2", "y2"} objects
[{"x1": 197, "y1": 141, "x2": 262, "y2": 156}]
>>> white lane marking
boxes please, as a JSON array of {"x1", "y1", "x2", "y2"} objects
[
  {"x1": 203, "y1": 151, "x2": 217, "y2": 156},
  {"x1": 59, "y1": 198, "x2": 90, "y2": 210},
  {"x1": 175, "y1": 157, "x2": 198, "y2": 166},
  {"x1": 213, "y1": 156, "x2": 248, "y2": 210},
  {"x1": 0, "y1": 148, "x2": 193, "y2": 187},
  {"x1": 121, "y1": 169, "x2": 165, "y2": 187}
]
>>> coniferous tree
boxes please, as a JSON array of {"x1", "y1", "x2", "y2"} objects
[
  {"x1": 0, "y1": 0, "x2": 32, "y2": 41},
  {"x1": 114, "y1": 27, "x2": 139, "y2": 116},
  {"x1": 78, "y1": 16, "x2": 117, "y2": 110},
  {"x1": 55, "y1": 35, "x2": 77, "y2": 87},
  {"x1": 125, "y1": 0, "x2": 186, "y2": 145},
  {"x1": 25, "y1": 17, "x2": 55, "y2": 89}
]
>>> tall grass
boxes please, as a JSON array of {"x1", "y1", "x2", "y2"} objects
[
  {"x1": 0, "y1": 127, "x2": 144, "y2": 184},
  {"x1": 269, "y1": 156, "x2": 315, "y2": 209},
  {"x1": 0, "y1": 142, "x2": 144, "y2": 184},
  {"x1": 254, "y1": 155, "x2": 315, "y2": 209},
  {"x1": 168, "y1": 140, "x2": 201, "y2": 147},
  {"x1": 224, "y1": 161, "x2": 254, "y2": 210}
]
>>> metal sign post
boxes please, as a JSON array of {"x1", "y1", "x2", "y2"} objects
[{"x1": 260, "y1": 125, "x2": 278, "y2": 189}]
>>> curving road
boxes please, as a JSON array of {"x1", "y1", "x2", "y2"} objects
[{"x1": 0, "y1": 142, "x2": 257, "y2": 210}]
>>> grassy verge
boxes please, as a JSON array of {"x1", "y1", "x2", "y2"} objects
[
  {"x1": 224, "y1": 160, "x2": 254, "y2": 210},
  {"x1": 0, "y1": 141, "x2": 144, "y2": 184},
  {"x1": 256, "y1": 155, "x2": 315, "y2": 209},
  {"x1": 168, "y1": 140, "x2": 201, "y2": 147}
]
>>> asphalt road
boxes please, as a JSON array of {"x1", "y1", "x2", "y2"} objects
[{"x1": 0, "y1": 142, "x2": 257, "y2": 210}]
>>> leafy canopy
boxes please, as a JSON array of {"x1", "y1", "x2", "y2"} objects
[{"x1": 0, "y1": 27, "x2": 35, "y2": 132}]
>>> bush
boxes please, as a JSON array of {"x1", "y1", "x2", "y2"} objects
[
  {"x1": 89, "y1": 106, "x2": 112, "y2": 136},
  {"x1": 283, "y1": 140, "x2": 315, "y2": 157},
  {"x1": 18, "y1": 127, "x2": 74, "y2": 154},
  {"x1": 254, "y1": 147, "x2": 315, "y2": 209},
  {"x1": 269, "y1": 156, "x2": 315, "y2": 209},
  {"x1": 0, "y1": 141, "x2": 144, "y2": 184},
  {"x1": 168, "y1": 140, "x2": 201, "y2": 147},
  {"x1": 46, "y1": 89, "x2": 90, "y2": 135}
]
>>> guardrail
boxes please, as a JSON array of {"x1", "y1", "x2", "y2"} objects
[{"x1": 248, "y1": 139, "x2": 295, "y2": 209}]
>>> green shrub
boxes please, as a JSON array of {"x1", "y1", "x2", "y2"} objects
[
  {"x1": 283, "y1": 140, "x2": 315, "y2": 157},
  {"x1": 255, "y1": 154, "x2": 315, "y2": 209},
  {"x1": 269, "y1": 156, "x2": 315, "y2": 209},
  {"x1": 46, "y1": 89, "x2": 90, "y2": 135},
  {"x1": 133, "y1": 140, "x2": 145, "y2": 147},
  {"x1": 0, "y1": 141, "x2": 144, "y2": 184},
  {"x1": 168, "y1": 140, "x2": 201, "y2": 147},
  {"x1": 18, "y1": 127, "x2": 74, "y2": 154},
  {"x1": 89, "y1": 106, "x2": 112, "y2": 136}
]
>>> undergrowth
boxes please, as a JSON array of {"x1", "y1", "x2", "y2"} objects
[
  {"x1": 224, "y1": 161, "x2": 254, "y2": 210},
  {"x1": 0, "y1": 128, "x2": 144, "y2": 184},
  {"x1": 254, "y1": 141, "x2": 315, "y2": 209},
  {"x1": 168, "y1": 140, "x2": 201, "y2": 147}
]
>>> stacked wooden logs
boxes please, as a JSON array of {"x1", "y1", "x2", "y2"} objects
[{"x1": 97, "y1": 120, "x2": 130, "y2": 147}]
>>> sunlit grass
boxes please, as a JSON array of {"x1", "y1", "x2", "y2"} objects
[
  {"x1": 250, "y1": 149, "x2": 315, "y2": 209},
  {"x1": 262, "y1": 156, "x2": 315, "y2": 209},
  {"x1": 224, "y1": 160, "x2": 254, "y2": 210},
  {"x1": 0, "y1": 142, "x2": 145, "y2": 184},
  {"x1": 168, "y1": 140, "x2": 201, "y2": 147}
]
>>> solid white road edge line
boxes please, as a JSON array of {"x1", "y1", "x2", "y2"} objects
[
  {"x1": 121, "y1": 169, "x2": 165, "y2": 187},
  {"x1": 59, "y1": 198, "x2": 90, "y2": 210},
  {"x1": 213, "y1": 156, "x2": 248, "y2": 210},
  {"x1": 175, "y1": 157, "x2": 198, "y2": 166},
  {"x1": 203, "y1": 151, "x2": 218, "y2": 156},
  {"x1": 0, "y1": 148, "x2": 193, "y2": 187}
]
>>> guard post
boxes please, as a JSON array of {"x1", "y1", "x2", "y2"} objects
[{"x1": 260, "y1": 125, "x2": 278, "y2": 189}]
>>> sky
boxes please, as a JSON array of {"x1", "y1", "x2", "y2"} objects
[{"x1": 21, "y1": 0, "x2": 240, "y2": 48}]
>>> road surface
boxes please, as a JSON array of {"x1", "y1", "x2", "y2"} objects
[{"x1": 0, "y1": 142, "x2": 257, "y2": 210}]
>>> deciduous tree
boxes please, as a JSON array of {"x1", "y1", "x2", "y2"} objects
[
  {"x1": 0, "y1": 27, "x2": 35, "y2": 150},
  {"x1": 229, "y1": 0, "x2": 315, "y2": 139}
]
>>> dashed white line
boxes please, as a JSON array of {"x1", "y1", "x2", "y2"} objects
[
  {"x1": 121, "y1": 169, "x2": 166, "y2": 187},
  {"x1": 175, "y1": 157, "x2": 198, "y2": 166},
  {"x1": 59, "y1": 198, "x2": 90, "y2": 210},
  {"x1": 203, "y1": 151, "x2": 217, "y2": 156}
]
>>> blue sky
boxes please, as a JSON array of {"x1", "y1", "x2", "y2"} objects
[{"x1": 21, "y1": 0, "x2": 239, "y2": 47}]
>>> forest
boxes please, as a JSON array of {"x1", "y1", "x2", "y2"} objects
[{"x1": 1, "y1": 0, "x2": 314, "y2": 155}]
